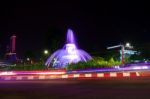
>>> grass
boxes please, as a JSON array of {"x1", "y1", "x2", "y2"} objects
[{"x1": 11, "y1": 63, "x2": 46, "y2": 70}]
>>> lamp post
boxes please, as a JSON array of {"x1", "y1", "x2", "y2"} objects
[
  {"x1": 121, "y1": 45, "x2": 125, "y2": 64},
  {"x1": 43, "y1": 50, "x2": 49, "y2": 62},
  {"x1": 107, "y1": 43, "x2": 133, "y2": 64}
]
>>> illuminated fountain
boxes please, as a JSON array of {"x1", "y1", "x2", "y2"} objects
[{"x1": 45, "y1": 29, "x2": 92, "y2": 68}]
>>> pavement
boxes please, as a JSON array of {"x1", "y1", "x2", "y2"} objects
[
  {"x1": 1, "y1": 69, "x2": 150, "y2": 99},
  {"x1": 1, "y1": 77, "x2": 150, "y2": 99}
]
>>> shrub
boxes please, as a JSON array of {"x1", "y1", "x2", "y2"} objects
[
  {"x1": 66, "y1": 57, "x2": 121, "y2": 70},
  {"x1": 12, "y1": 62, "x2": 45, "y2": 70}
]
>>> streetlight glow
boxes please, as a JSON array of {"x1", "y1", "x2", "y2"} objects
[
  {"x1": 27, "y1": 58, "x2": 30, "y2": 61},
  {"x1": 125, "y1": 43, "x2": 130, "y2": 47},
  {"x1": 44, "y1": 50, "x2": 49, "y2": 54},
  {"x1": 125, "y1": 42, "x2": 133, "y2": 48}
]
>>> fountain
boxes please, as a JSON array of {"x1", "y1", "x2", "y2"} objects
[{"x1": 45, "y1": 29, "x2": 92, "y2": 68}]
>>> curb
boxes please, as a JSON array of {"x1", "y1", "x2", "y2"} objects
[{"x1": 0, "y1": 72, "x2": 140, "y2": 80}]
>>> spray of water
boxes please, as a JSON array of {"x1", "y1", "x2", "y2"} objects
[{"x1": 45, "y1": 29, "x2": 92, "y2": 68}]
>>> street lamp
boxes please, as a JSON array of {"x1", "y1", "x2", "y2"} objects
[
  {"x1": 125, "y1": 42, "x2": 133, "y2": 49},
  {"x1": 44, "y1": 50, "x2": 49, "y2": 55},
  {"x1": 125, "y1": 43, "x2": 130, "y2": 47},
  {"x1": 107, "y1": 44, "x2": 125, "y2": 64},
  {"x1": 107, "y1": 42, "x2": 133, "y2": 64},
  {"x1": 27, "y1": 57, "x2": 30, "y2": 61}
]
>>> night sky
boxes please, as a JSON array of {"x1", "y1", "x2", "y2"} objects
[{"x1": 0, "y1": 1, "x2": 150, "y2": 58}]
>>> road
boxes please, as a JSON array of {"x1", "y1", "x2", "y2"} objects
[{"x1": 0, "y1": 77, "x2": 150, "y2": 99}]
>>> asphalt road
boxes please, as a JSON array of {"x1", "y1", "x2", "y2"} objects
[{"x1": 0, "y1": 77, "x2": 150, "y2": 99}]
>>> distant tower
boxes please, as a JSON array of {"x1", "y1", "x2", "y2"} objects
[
  {"x1": 10, "y1": 35, "x2": 16, "y2": 53},
  {"x1": 5, "y1": 34, "x2": 17, "y2": 62}
]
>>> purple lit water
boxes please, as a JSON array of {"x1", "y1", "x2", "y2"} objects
[
  {"x1": 45, "y1": 29, "x2": 92, "y2": 68},
  {"x1": 67, "y1": 29, "x2": 75, "y2": 44}
]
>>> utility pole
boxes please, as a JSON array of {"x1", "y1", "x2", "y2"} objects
[{"x1": 107, "y1": 44, "x2": 125, "y2": 64}]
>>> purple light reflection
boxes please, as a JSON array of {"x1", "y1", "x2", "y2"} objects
[{"x1": 67, "y1": 64, "x2": 150, "y2": 73}]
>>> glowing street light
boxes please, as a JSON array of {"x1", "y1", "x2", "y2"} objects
[
  {"x1": 27, "y1": 58, "x2": 30, "y2": 61},
  {"x1": 125, "y1": 42, "x2": 133, "y2": 48},
  {"x1": 44, "y1": 50, "x2": 49, "y2": 55},
  {"x1": 125, "y1": 43, "x2": 130, "y2": 47}
]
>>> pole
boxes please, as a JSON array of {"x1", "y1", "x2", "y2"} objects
[
  {"x1": 107, "y1": 44, "x2": 126, "y2": 64},
  {"x1": 121, "y1": 45, "x2": 125, "y2": 64}
]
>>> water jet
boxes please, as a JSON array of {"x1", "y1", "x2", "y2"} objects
[{"x1": 45, "y1": 29, "x2": 92, "y2": 68}]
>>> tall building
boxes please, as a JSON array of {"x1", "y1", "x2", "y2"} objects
[{"x1": 5, "y1": 35, "x2": 17, "y2": 62}]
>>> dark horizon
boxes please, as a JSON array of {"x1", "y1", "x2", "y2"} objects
[{"x1": 0, "y1": 1, "x2": 150, "y2": 58}]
